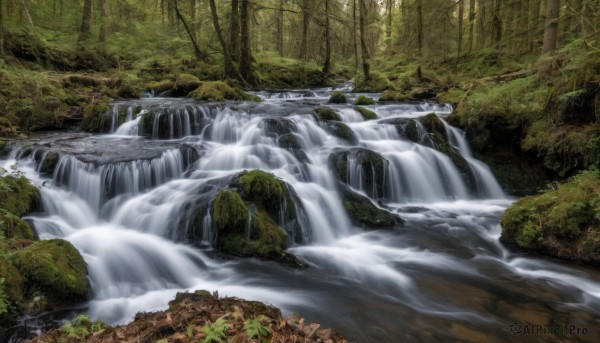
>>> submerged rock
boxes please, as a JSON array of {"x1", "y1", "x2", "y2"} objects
[
  {"x1": 330, "y1": 148, "x2": 388, "y2": 200},
  {"x1": 501, "y1": 170, "x2": 600, "y2": 265},
  {"x1": 329, "y1": 91, "x2": 347, "y2": 104},
  {"x1": 354, "y1": 95, "x2": 375, "y2": 105},
  {"x1": 324, "y1": 121, "x2": 359, "y2": 145},
  {"x1": 314, "y1": 107, "x2": 341, "y2": 121},
  {"x1": 354, "y1": 106, "x2": 377, "y2": 120}
]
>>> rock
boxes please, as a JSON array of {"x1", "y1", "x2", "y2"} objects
[
  {"x1": 329, "y1": 91, "x2": 347, "y2": 104},
  {"x1": 354, "y1": 106, "x2": 378, "y2": 120},
  {"x1": 330, "y1": 148, "x2": 388, "y2": 199},
  {"x1": 378, "y1": 90, "x2": 411, "y2": 102},
  {"x1": 10, "y1": 239, "x2": 89, "y2": 300},
  {"x1": 33, "y1": 150, "x2": 60, "y2": 175},
  {"x1": 0, "y1": 209, "x2": 35, "y2": 240},
  {"x1": 0, "y1": 176, "x2": 40, "y2": 217},
  {"x1": 81, "y1": 100, "x2": 111, "y2": 132},
  {"x1": 144, "y1": 79, "x2": 174, "y2": 96},
  {"x1": 411, "y1": 87, "x2": 437, "y2": 99},
  {"x1": 172, "y1": 73, "x2": 201, "y2": 97},
  {"x1": 324, "y1": 122, "x2": 358, "y2": 145},
  {"x1": 189, "y1": 81, "x2": 261, "y2": 102},
  {"x1": 116, "y1": 83, "x2": 140, "y2": 99},
  {"x1": 314, "y1": 107, "x2": 341, "y2": 121},
  {"x1": 501, "y1": 170, "x2": 600, "y2": 265},
  {"x1": 339, "y1": 184, "x2": 402, "y2": 228},
  {"x1": 354, "y1": 95, "x2": 375, "y2": 105}
]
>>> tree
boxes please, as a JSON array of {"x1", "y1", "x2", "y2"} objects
[
  {"x1": 170, "y1": 0, "x2": 204, "y2": 60},
  {"x1": 543, "y1": 0, "x2": 559, "y2": 53},
  {"x1": 98, "y1": 0, "x2": 108, "y2": 45},
  {"x1": 299, "y1": 0, "x2": 310, "y2": 60},
  {"x1": 416, "y1": 0, "x2": 423, "y2": 54},
  {"x1": 230, "y1": 0, "x2": 240, "y2": 61},
  {"x1": 239, "y1": 0, "x2": 255, "y2": 85},
  {"x1": 322, "y1": 0, "x2": 331, "y2": 74},
  {"x1": 353, "y1": 0, "x2": 358, "y2": 73},
  {"x1": 385, "y1": 0, "x2": 394, "y2": 53},
  {"x1": 276, "y1": 0, "x2": 284, "y2": 56},
  {"x1": 458, "y1": 0, "x2": 465, "y2": 57},
  {"x1": 0, "y1": 0, "x2": 4, "y2": 57},
  {"x1": 209, "y1": 0, "x2": 237, "y2": 79},
  {"x1": 468, "y1": 0, "x2": 475, "y2": 52},
  {"x1": 358, "y1": 0, "x2": 370, "y2": 80},
  {"x1": 78, "y1": 0, "x2": 93, "y2": 42}
]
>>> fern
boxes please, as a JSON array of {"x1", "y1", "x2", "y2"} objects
[
  {"x1": 244, "y1": 318, "x2": 270, "y2": 339},
  {"x1": 90, "y1": 320, "x2": 105, "y2": 333},
  {"x1": 63, "y1": 322, "x2": 90, "y2": 339},
  {"x1": 202, "y1": 317, "x2": 229, "y2": 343}
]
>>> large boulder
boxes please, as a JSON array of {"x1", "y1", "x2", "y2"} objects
[
  {"x1": 330, "y1": 148, "x2": 388, "y2": 200},
  {"x1": 339, "y1": 184, "x2": 402, "y2": 229},
  {"x1": 0, "y1": 176, "x2": 40, "y2": 217}
]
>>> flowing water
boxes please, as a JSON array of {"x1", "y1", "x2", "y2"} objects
[{"x1": 2, "y1": 89, "x2": 600, "y2": 342}]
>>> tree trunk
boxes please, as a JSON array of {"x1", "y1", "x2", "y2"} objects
[
  {"x1": 78, "y1": 0, "x2": 93, "y2": 42},
  {"x1": 189, "y1": 0, "x2": 196, "y2": 40},
  {"x1": 416, "y1": 0, "x2": 423, "y2": 54},
  {"x1": 358, "y1": 0, "x2": 370, "y2": 80},
  {"x1": 277, "y1": 0, "x2": 283, "y2": 56},
  {"x1": 239, "y1": 0, "x2": 255, "y2": 85},
  {"x1": 468, "y1": 0, "x2": 475, "y2": 52},
  {"x1": 98, "y1": 0, "x2": 108, "y2": 44},
  {"x1": 542, "y1": 0, "x2": 559, "y2": 53},
  {"x1": 299, "y1": 1, "x2": 309, "y2": 60},
  {"x1": 172, "y1": 0, "x2": 203, "y2": 60},
  {"x1": 458, "y1": 0, "x2": 464, "y2": 57},
  {"x1": 20, "y1": 0, "x2": 33, "y2": 27},
  {"x1": 491, "y1": 0, "x2": 501, "y2": 50},
  {"x1": 353, "y1": 0, "x2": 358, "y2": 73},
  {"x1": 209, "y1": 0, "x2": 236, "y2": 79},
  {"x1": 322, "y1": 0, "x2": 331, "y2": 74},
  {"x1": 230, "y1": 0, "x2": 240, "y2": 61},
  {"x1": 0, "y1": 0, "x2": 4, "y2": 57},
  {"x1": 528, "y1": 0, "x2": 542, "y2": 52},
  {"x1": 386, "y1": 0, "x2": 394, "y2": 53},
  {"x1": 477, "y1": 0, "x2": 486, "y2": 48}
]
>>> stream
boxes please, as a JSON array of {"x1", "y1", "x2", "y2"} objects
[{"x1": 2, "y1": 87, "x2": 600, "y2": 342}]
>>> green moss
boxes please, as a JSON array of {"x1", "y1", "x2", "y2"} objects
[
  {"x1": 116, "y1": 83, "x2": 141, "y2": 99},
  {"x1": 172, "y1": 73, "x2": 201, "y2": 97},
  {"x1": 190, "y1": 81, "x2": 261, "y2": 102},
  {"x1": 211, "y1": 191, "x2": 249, "y2": 235},
  {"x1": 81, "y1": 100, "x2": 111, "y2": 132},
  {"x1": 411, "y1": 87, "x2": 437, "y2": 99},
  {"x1": 501, "y1": 170, "x2": 600, "y2": 264},
  {"x1": 326, "y1": 122, "x2": 357, "y2": 144},
  {"x1": 145, "y1": 79, "x2": 174, "y2": 95},
  {"x1": 329, "y1": 91, "x2": 347, "y2": 104},
  {"x1": 378, "y1": 91, "x2": 410, "y2": 102},
  {"x1": 255, "y1": 55, "x2": 332, "y2": 88},
  {"x1": 354, "y1": 106, "x2": 378, "y2": 121},
  {"x1": 353, "y1": 73, "x2": 394, "y2": 92},
  {"x1": 354, "y1": 95, "x2": 375, "y2": 105},
  {"x1": 11, "y1": 239, "x2": 89, "y2": 299},
  {"x1": 0, "y1": 208, "x2": 35, "y2": 240},
  {"x1": 0, "y1": 257, "x2": 24, "y2": 306},
  {"x1": 239, "y1": 170, "x2": 287, "y2": 215},
  {"x1": 314, "y1": 107, "x2": 341, "y2": 121},
  {"x1": 437, "y1": 89, "x2": 466, "y2": 105},
  {"x1": 0, "y1": 176, "x2": 40, "y2": 217}
]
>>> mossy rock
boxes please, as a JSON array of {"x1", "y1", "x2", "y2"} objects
[
  {"x1": 261, "y1": 118, "x2": 297, "y2": 137},
  {"x1": 33, "y1": 150, "x2": 60, "y2": 175},
  {"x1": 0, "y1": 176, "x2": 40, "y2": 217},
  {"x1": 353, "y1": 74, "x2": 394, "y2": 92},
  {"x1": 0, "y1": 208, "x2": 35, "y2": 240},
  {"x1": 190, "y1": 81, "x2": 261, "y2": 102},
  {"x1": 0, "y1": 257, "x2": 25, "y2": 306},
  {"x1": 418, "y1": 113, "x2": 445, "y2": 135},
  {"x1": 379, "y1": 118, "x2": 420, "y2": 142},
  {"x1": 145, "y1": 79, "x2": 174, "y2": 95},
  {"x1": 378, "y1": 91, "x2": 411, "y2": 102},
  {"x1": 117, "y1": 83, "x2": 141, "y2": 99},
  {"x1": 238, "y1": 170, "x2": 293, "y2": 218},
  {"x1": 211, "y1": 190, "x2": 249, "y2": 235},
  {"x1": 277, "y1": 133, "x2": 308, "y2": 162},
  {"x1": 172, "y1": 74, "x2": 201, "y2": 97},
  {"x1": 0, "y1": 140, "x2": 7, "y2": 157},
  {"x1": 501, "y1": 170, "x2": 600, "y2": 265},
  {"x1": 330, "y1": 148, "x2": 388, "y2": 199},
  {"x1": 324, "y1": 122, "x2": 358, "y2": 145},
  {"x1": 11, "y1": 239, "x2": 89, "y2": 300},
  {"x1": 354, "y1": 106, "x2": 378, "y2": 120},
  {"x1": 354, "y1": 95, "x2": 375, "y2": 105},
  {"x1": 329, "y1": 91, "x2": 347, "y2": 104},
  {"x1": 411, "y1": 87, "x2": 437, "y2": 99},
  {"x1": 314, "y1": 107, "x2": 341, "y2": 121},
  {"x1": 339, "y1": 184, "x2": 401, "y2": 228},
  {"x1": 81, "y1": 100, "x2": 111, "y2": 132}
]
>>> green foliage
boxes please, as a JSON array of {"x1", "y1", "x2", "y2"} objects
[
  {"x1": 329, "y1": 91, "x2": 347, "y2": 104},
  {"x1": 172, "y1": 73, "x2": 201, "y2": 96},
  {"x1": 353, "y1": 72, "x2": 394, "y2": 92},
  {"x1": 190, "y1": 81, "x2": 261, "y2": 102},
  {"x1": 81, "y1": 100, "x2": 111, "y2": 132},
  {"x1": 238, "y1": 170, "x2": 285, "y2": 209},
  {"x1": 354, "y1": 106, "x2": 377, "y2": 121},
  {"x1": 244, "y1": 318, "x2": 270, "y2": 339},
  {"x1": 10, "y1": 239, "x2": 89, "y2": 299},
  {"x1": 314, "y1": 107, "x2": 341, "y2": 121},
  {"x1": 202, "y1": 317, "x2": 229, "y2": 343},
  {"x1": 378, "y1": 91, "x2": 410, "y2": 102},
  {"x1": 0, "y1": 176, "x2": 40, "y2": 216},
  {"x1": 0, "y1": 279, "x2": 10, "y2": 318},
  {"x1": 354, "y1": 95, "x2": 375, "y2": 105},
  {"x1": 0, "y1": 208, "x2": 35, "y2": 239},
  {"x1": 501, "y1": 170, "x2": 600, "y2": 264}
]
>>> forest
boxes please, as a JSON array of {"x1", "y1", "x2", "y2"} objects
[{"x1": 1, "y1": 1, "x2": 600, "y2": 342}]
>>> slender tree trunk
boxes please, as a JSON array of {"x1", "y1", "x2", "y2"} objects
[
  {"x1": 458, "y1": 0, "x2": 464, "y2": 57},
  {"x1": 468, "y1": 0, "x2": 475, "y2": 52},
  {"x1": 239, "y1": 0, "x2": 255, "y2": 85},
  {"x1": 353, "y1": 0, "x2": 358, "y2": 73},
  {"x1": 161, "y1": 0, "x2": 165, "y2": 24},
  {"x1": 358, "y1": 0, "x2": 370, "y2": 80},
  {"x1": 98, "y1": 0, "x2": 108, "y2": 44},
  {"x1": 20, "y1": 0, "x2": 33, "y2": 27},
  {"x1": 209, "y1": 0, "x2": 236, "y2": 79},
  {"x1": 322, "y1": 0, "x2": 331, "y2": 74},
  {"x1": 386, "y1": 0, "x2": 394, "y2": 53},
  {"x1": 78, "y1": 0, "x2": 93, "y2": 42},
  {"x1": 299, "y1": 0, "x2": 309, "y2": 60},
  {"x1": 416, "y1": 0, "x2": 423, "y2": 54},
  {"x1": 401, "y1": 0, "x2": 409, "y2": 39},
  {"x1": 477, "y1": 0, "x2": 486, "y2": 48},
  {"x1": 491, "y1": 0, "x2": 501, "y2": 50},
  {"x1": 277, "y1": 0, "x2": 283, "y2": 56},
  {"x1": 230, "y1": 0, "x2": 240, "y2": 61},
  {"x1": 189, "y1": 0, "x2": 196, "y2": 39},
  {"x1": 542, "y1": 0, "x2": 559, "y2": 53},
  {"x1": 171, "y1": 0, "x2": 203, "y2": 60},
  {"x1": 529, "y1": 0, "x2": 542, "y2": 51}
]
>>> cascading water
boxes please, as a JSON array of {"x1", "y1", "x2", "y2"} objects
[{"x1": 2, "y1": 89, "x2": 600, "y2": 343}]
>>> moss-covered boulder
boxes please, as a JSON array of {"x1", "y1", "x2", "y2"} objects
[
  {"x1": 501, "y1": 170, "x2": 600, "y2": 265},
  {"x1": 339, "y1": 184, "x2": 401, "y2": 228},
  {"x1": 329, "y1": 91, "x2": 347, "y2": 104},
  {"x1": 330, "y1": 149, "x2": 388, "y2": 199},
  {"x1": 0, "y1": 176, "x2": 40, "y2": 217},
  {"x1": 0, "y1": 209, "x2": 35, "y2": 240},
  {"x1": 189, "y1": 81, "x2": 261, "y2": 102},
  {"x1": 212, "y1": 190, "x2": 249, "y2": 236},
  {"x1": 354, "y1": 95, "x2": 375, "y2": 105},
  {"x1": 379, "y1": 91, "x2": 410, "y2": 102},
  {"x1": 145, "y1": 79, "x2": 174, "y2": 95},
  {"x1": 0, "y1": 257, "x2": 25, "y2": 307},
  {"x1": 324, "y1": 122, "x2": 359, "y2": 145},
  {"x1": 10, "y1": 239, "x2": 89, "y2": 300},
  {"x1": 411, "y1": 87, "x2": 437, "y2": 99},
  {"x1": 277, "y1": 133, "x2": 308, "y2": 162},
  {"x1": 238, "y1": 170, "x2": 295, "y2": 221},
  {"x1": 81, "y1": 100, "x2": 111, "y2": 132},
  {"x1": 172, "y1": 74, "x2": 201, "y2": 97},
  {"x1": 314, "y1": 107, "x2": 341, "y2": 121},
  {"x1": 353, "y1": 74, "x2": 394, "y2": 92},
  {"x1": 32, "y1": 150, "x2": 60, "y2": 175},
  {"x1": 116, "y1": 83, "x2": 141, "y2": 99},
  {"x1": 380, "y1": 118, "x2": 421, "y2": 142},
  {"x1": 354, "y1": 106, "x2": 378, "y2": 120}
]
